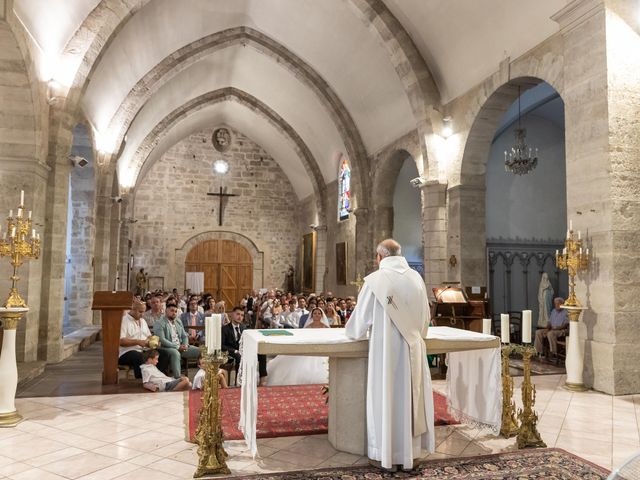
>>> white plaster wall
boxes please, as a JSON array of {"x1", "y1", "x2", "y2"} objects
[
  {"x1": 486, "y1": 115, "x2": 566, "y2": 242},
  {"x1": 392, "y1": 156, "x2": 423, "y2": 262}
]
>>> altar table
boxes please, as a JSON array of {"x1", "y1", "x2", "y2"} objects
[{"x1": 239, "y1": 327, "x2": 501, "y2": 456}]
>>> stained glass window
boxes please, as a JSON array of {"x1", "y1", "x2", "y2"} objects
[{"x1": 338, "y1": 157, "x2": 351, "y2": 220}]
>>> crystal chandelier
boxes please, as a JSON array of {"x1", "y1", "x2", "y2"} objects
[{"x1": 504, "y1": 87, "x2": 538, "y2": 175}]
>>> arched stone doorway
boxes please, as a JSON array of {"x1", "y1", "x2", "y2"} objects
[
  {"x1": 185, "y1": 239, "x2": 252, "y2": 308},
  {"x1": 453, "y1": 76, "x2": 567, "y2": 325},
  {"x1": 175, "y1": 231, "x2": 264, "y2": 305}
]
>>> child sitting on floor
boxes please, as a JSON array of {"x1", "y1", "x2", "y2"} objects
[
  {"x1": 192, "y1": 355, "x2": 228, "y2": 390},
  {"x1": 141, "y1": 349, "x2": 191, "y2": 392}
]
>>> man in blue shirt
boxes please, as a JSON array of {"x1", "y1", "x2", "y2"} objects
[{"x1": 535, "y1": 297, "x2": 569, "y2": 357}]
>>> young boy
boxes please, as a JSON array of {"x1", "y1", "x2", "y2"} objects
[
  {"x1": 141, "y1": 349, "x2": 191, "y2": 392},
  {"x1": 192, "y1": 355, "x2": 228, "y2": 390}
]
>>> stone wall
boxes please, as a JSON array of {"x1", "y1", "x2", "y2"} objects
[
  {"x1": 130, "y1": 127, "x2": 301, "y2": 290},
  {"x1": 63, "y1": 124, "x2": 95, "y2": 331}
]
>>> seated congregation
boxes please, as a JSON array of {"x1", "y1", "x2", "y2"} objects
[{"x1": 117, "y1": 287, "x2": 358, "y2": 391}]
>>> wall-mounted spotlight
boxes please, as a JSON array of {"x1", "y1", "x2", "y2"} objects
[
  {"x1": 409, "y1": 176, "x2": 427, "y2": 188},
  {"x1": 442, "y1": 116, "x2": 453, "y2": 138},
  {"x1": 69, "y1": 155, "x2": 88, "y2": 168}
]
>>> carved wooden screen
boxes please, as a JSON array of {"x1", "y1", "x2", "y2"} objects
[
  {"x1": 487, "y1": 241, "x2": 567, "y2": 328},
  {"x1": 185, "y1": 239, "x2": 252, "y2": 308}
]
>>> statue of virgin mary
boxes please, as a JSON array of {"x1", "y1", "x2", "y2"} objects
[{"x1": 537, "y1": 272, "x2": 554, "y2": 328}]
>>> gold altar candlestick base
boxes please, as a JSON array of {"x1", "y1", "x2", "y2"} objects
[
  {"x1": 517, "y1": 345, "x2": 546, "y2": 449},
  {"x1": 500, "y1": 345, "x2": 519, "y2": 438},
  {"x1": 194, "y1": 350, "x2": 230, "y2": 478}
]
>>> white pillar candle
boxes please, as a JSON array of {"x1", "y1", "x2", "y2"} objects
[
  {"x1": 8, "y1": 210, "x2": 12, "y2": 218},
  {"x1": 205, "y1": 316, "x2": 213, "y2": 353},
  {"x1": 501, "y1": 313, "x2": 510, "y2": 343},
  {"x1": 17, "y1": 208, "x2": 22, "y2": 218},
  {"x1": 31, "y1": 229, "x2": 35, "y2": 239},
  {"x1": 482, "y1": 318, "x2": 491, "y2": 335},
  {"x1": 522, "y1": 310, "x2": 532, "y2": 343},
  {"x1": 578, "y1": 230, "x2": 581, "y2": 240},
  {"x1": 10, "y1": 226, "x2": 16, "y2": 238},
  {"x1": 20, "y1": 190, "x2": 24, "y2": 206},
  {"x1": 28, "y1": 211, "x2": 32, "y2": 220},
  {"x1": 211, "y1": 314, "x2": 222, "y2": 351},
  {"x1": 569, "y1": 219, "x2": 573, "y2": 231},
  {"x1": 566, "y1": 228, "x2": 569, "y2": 239}
]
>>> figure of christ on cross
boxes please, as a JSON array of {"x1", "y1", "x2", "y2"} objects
[{"x1": 207, "y1": 186, "x2": 238, "y2": 226}]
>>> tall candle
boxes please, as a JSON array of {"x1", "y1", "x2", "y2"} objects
[
  {"x1": 9, "y1": 209, "x2": 13, "y2": 218},
  {"x1": 522, "y1": 310, "x2": 532, "y2": 343},
  {"x1": 28, "y1": 210, "x2": 32, "y2": 220},
  {"x1": 17, "y1": 208, "x2": 22, "y2": 218},
  {"x1": 566, "y1": 228, "x2": 569, "y2": 239},
  {"x1": 482, "y1": 318, "x2": 492, "y2": 335},
  {"x1": 212, "y1": 314, "x2": 222, "y2": 351},
  {"x1": 10, "y1": 226, "x2": 16, "y2": 238},
  {"x1": 578, "y1": 230, "x2": 581, "y2": 240},
  {"x1": 205, "y1": 316, "x2": 214, "y2": 353},
  {"x1": 501, "y1": 313, "x2": 510, "y2": 343},
  {"x1": 20, "y1": 190, "x2": 24, "y2": 206},
  {"x1": 31, "y1": 229, "x2": 35, "y2": 238}
]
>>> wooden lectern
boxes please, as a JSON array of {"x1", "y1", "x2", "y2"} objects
[{"x1": 92, "y1": 291, "x2": 133, "y2": 385}]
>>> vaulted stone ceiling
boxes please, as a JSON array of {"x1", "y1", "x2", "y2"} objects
[{"x1": 13, "y1": 0, "x2": 569, "y2": 199}]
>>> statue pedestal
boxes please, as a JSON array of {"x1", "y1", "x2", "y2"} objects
[
  {"x1": 563, "y1": 305, "x2": 588, "y2": 392},
  {"x1": 0, "y1": 307, "x2": 28, "y2": 427}
]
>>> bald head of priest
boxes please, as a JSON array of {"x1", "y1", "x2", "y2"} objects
[{"x1": 345, "y1": 239, "x2": 434, "y2": 471}]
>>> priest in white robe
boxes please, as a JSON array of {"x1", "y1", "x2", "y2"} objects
[{"x1": 345, "y1": 239, "x2": 434, "y2": 471}]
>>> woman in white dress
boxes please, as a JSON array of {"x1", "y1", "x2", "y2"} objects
[{"x1": 266, "y1": 308, "x2": 330, "y2": 386}]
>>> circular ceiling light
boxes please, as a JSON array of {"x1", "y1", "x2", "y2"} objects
[{"x1": 213, "y1": 159, "x2": 229, "y2": 175}]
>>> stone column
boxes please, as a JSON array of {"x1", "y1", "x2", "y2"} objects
[
  {"x1": 372, "y1": 205, "x2": 393, "y2": 243},
  {"x1": 38, "y1": 116, "x2": 73, "y2": 363},
  {"x1": 554, "y1": 0, "x2": 640, "y2": 394},
  {"x1": 422, "y1": 181, "x2": 448, "y2": 289},
  {"x1": 354, "y1": 207, "x2": 373, "y2": 277},
  {"x1": 447, "y1": 184, "x2": 486, "y2": 287}
]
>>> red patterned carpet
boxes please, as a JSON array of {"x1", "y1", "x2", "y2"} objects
[{"x1": 187, "y1": 384, "x2": 457, "y2": 442}]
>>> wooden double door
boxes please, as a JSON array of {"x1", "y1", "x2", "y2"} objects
[{"x1": 185, "y1": 239, "x2": 253, "y2": 309}]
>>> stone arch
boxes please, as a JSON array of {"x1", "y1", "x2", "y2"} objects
[
  {"x1": 453, "y1": 75, "x2": 565, "y2": 285},
  {"x1": 130, "y1": 87, "x2": 327, "y2": 223},
  {"x1": 175, "y1": 231, "x2": 265, "y2": 291},
  {"x1": 347, "y1": 0, "x2": 440, "y2": 179},
  {"x1": 370, "y1": 130, "x2": 422, "y2": 243},
  {"x1": 107, "y1": 26, "x2": 370, "y2": 209}
]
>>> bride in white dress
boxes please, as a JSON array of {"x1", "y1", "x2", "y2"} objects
[{"x1": 266, "y1": 308, "x2": 330, "y2": 386}]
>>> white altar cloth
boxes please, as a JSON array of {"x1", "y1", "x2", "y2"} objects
[{"x1": 239, "y1": 327, "x2": 501, "y2": 456}]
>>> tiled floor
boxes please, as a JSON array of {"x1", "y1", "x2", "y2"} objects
[{"x1": 1, "y1": 374, "x2": 636, "y2": 479}]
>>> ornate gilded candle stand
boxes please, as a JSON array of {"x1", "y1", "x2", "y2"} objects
[
  {"x1": 500, "y1": 344, "x2": 546, "y2": 448},
  {"x1": 515, "y1": 345, "x2": 546, "y2": 448},
  {"x1": 194, "y1": 349, "x2": 230, "y2": 478},
  {"x1": 0, "y1": 193, "x2": 40, "y2": 427},
  {"x1": 500, "y1": 345, "x2": 519, "y2": 438},
  {"x1": 556, "y1": 228, "x2": 590, "y2": 391}
]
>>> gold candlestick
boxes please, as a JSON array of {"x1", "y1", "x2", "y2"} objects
[
  {"x1": 555, "y1": 228, "x2": 589, "y2": 308},
  {"x1": 0, "y1": 192, "x2": 41, "y2": 308},
  {"x1": 556, "y1": 226, "x2": 590, "y2": 391},
  {"x1": 517, "y1": 345, "x2": 546, "y2": 448},
  {"x1": 194, "y1": 350, "x2": 230, "y2": 478},
  {"x1": 500, "y1": 345, "x2": 519, "y2": 438},
  {"x1": 350, "y1": 273, "x2": 364, "y2": 291}
]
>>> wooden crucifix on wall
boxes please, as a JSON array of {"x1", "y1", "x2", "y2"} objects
[{"x1": 207, "y1": 186, "x2": 238, "y2": 226}]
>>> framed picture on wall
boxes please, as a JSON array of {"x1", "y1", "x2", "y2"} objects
[
  {"x1": 301, "y1": 232, "x2": 316, "y2": 293},
  {"x1": 336, "y1": 242, "x2": 347, "y2": 285},
  {"x1": 148, "y1": 276, "x2": 164, "y2": 292}
]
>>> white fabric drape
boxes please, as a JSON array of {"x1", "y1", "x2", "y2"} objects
[
  {"x1": 446, "y1": 347, "x2": 502, "y2": 434},
  {"x1": 238, "y1": 327, "x2": 500, "y2": 457},
  {"x1": 185, "y1": 272, "x2": 204, "y2": 294}
]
